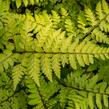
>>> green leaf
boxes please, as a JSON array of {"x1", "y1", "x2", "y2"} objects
[
  {"x1": 23, "y1": 0, "x2": 28, "y2": 7},
  {"x1": 28, "y1": 54, "x2": 40, "y2": 86},
  {"x1": 69, "y1": 54, "x2": 77, "y2": 69},
  {"x1": 30, "y1": 0, "x2": 35, "y2": 5},
  {"x1": 103, "y1": 95, "x2": 108, "y2": 107},
  {"x1": 87, "y1": 63, "x2": 98, "y2": 72},
  {"x1": 16, "y1": 0, "x2": 22, "y2": 8},
  {"x1": 96, "y1": 94, "x2": 102, "y2": 109},
  {"x1": 12, "y1": 65, "x2": 24, "y2": 90},
  {"x1": 88, "y1": 93, "x2": 94, "y2": 109},
  {"x1": 52, "y1": 54, "x2": 61, "y2": 78},
  {"x1": 102, "y1": 0, "x2": 109, "y2": 14},
  {"x1": 41, "y1": 54, "x2": 52, "y2": 81}
]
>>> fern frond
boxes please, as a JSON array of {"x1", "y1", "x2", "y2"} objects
[
  {"x1": 2, "y1": 0, "x2": 109, "y2": 109},
  {"x1": 60, "y1": 8, "x2": 68, "y2": 18},
  {"x1": 41, "y1": 54, "x2": 52, "y2": 81},
  {"x1": 51, "y1": 10, "x2": 60, "y2": 28},
  {"x1": 65, "y1": 19, "x2": 77, "y2": 37},
  {"x1": 0, "y1": 52, "x2": 14, "y2": 72},
  {"x1": 0, "y1": 0, "x2": 10, "y2": 12},
  {"x1": 78, "y1": 0, "x2": 109, "y2": 44},
  {"x1": 0, "y1": 86, "x2": 27, "y2": 109},
  {"x1": 61, "y1": 36, "x2": 72, "y2": 67},
  {"x1": 88, "y1": 93, "x2": 94, "y2": 109},
  {"x1": 59, "y1": 70, "x2": 109, "y2": 109},
  {"x1": 99, "y1": 20, "x2": 109, "y2": 32},
  {"x1": 102, "y1": 0, "x2": 109, "y2": 14},
  {"x1": 85, "y1": 7, "x2": 97, "y2": 26},
  {"x1": 28, "y1": 54, "x2": 40, "y2": 86},
  {"x1": 23, "y1": 0, "x2": 28, "y2": 7},
  {"x1": 25, "y1": 78, "x2": 43, "y2": 107},
  {"x1": 2, "y1": 4, "x2": 109, "y2": 86},
  {"x1": 92, "y1": 28, "x2": 109, "y2": 44},
  {"x1": 52, "y1": 54, "x2": 61, "y2": 78},
  {"x1": 12, "y1": 64, "x2": 25, "y2": 90},
  {"x1": 68, "y1": 40, "x2": 109, "y2": 68},
  {"x1": 16, "y1": 0, "x2": 22, "y2": 8},
  {"x1": 1, "y1": 0, "x2": 109, "y2": 95},
  {"x1": 77, "y1": 12, "x2": 88, "y2": 33},
  {"x1": 13, "y1": 0, "x2": 49, "y2": 8},
  {"x1": 96, "y1": 1, "x2": 104, "y2": 20},
  {"x1": 25, "y1": 76, "x2": 60, "y2": 109},
  {"x1": 14, "y1": 16, "x2": 109, "y2": 81}
]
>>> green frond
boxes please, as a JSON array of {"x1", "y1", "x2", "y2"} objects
[
  {"x1": 92, "y1": 28, "x2": 109, "y2": 44},
  {"x1": 0, "y1": 0, "x2": 10, "y2": 12},
  {"x1": 12, "y1": 64, "x2": 25, "y2": 90},
  {"x1": 51, "y1": 10, "x2": 60, "y2": 28},
  {"x1": 12, "y1": 0, "x2": 49, "y2": 8},
  {"x1": 60, "y1": 7, "x2": 68, "y2": 18},
  {"x1": 96, "y1": 1, "x2": 104, "y2": 20},
  {"x1": 78, "y1": 0, "x2": 109, "y2": 43},
  {"x1": 28, "y1": 54, "x2": 40, "y2": 86},
  {"x1": 60, "y1": 70, "x2": 109, "y2": 109},
  {"x1": 102, "y1": 0, "x2": 109, "y2": 14},
  {"x1": 85, "y1": 7, "x2": 97, "y2": 26},
  {"x1": 67, "y1": 41, "x2": 109, "y2": 68},
  {"x1": 0, "y1": 52, "x2": 14, "y2": 72},
  {"x1": 69, "y1": 54, "x2": 77, "y2": 69},
  {"x1": 23, "y1": 0, "x2": 28, "y2": 7},
  {"x1": 0, "y1": 89, "x2": 27, "y2": 109},
  {"x1": 1, "y1": 0, "x2": 109, "y2": 86},
  {"x1": 77, "y1": 12, "x2": 89, "y2": 34},
  {"x1": 65, "y1": 19, "x2": 77, "y2": 37},
  {"x1": 41, "y1": 54, "x2": 52, "y2": 81},
  {"x1": 61, "y1": 36, "x2": 72, "y2": 67},
  {"x1": 25, "y1": 77, "x2": 60, "y2": 109},
  {"x1": 16, "y1": 0, "x2": 22, "y2": 8},
  {"x1": 1, "y1": 0, "x2": 109, "y2": 108},
  {"x1": 52, "y1": 54, "x2": 61, "y2": 78},
  {"x1": 25, "y1": 78, "x2": 43, "y2": 107},
  {"x1": 99, "y1": 20, "x2": 109, "y2": 32},
  {"x1": 88, "y1": 93, "x2": 94, "y2": 109}
]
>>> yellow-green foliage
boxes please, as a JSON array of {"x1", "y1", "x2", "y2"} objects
[
  {"x1": 11, "y1": 0, "x2": 57, "y2": 8},
  {"x1": 1, "y1": 0, "x2": 109, "y2": 108}
]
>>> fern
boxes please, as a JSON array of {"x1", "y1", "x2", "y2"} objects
[
  {"x1": 25, "y1": 76, "x2": 60, "y2": 109},
  {"x1": 0, "y1": 68, "x2": 27, "y2": 109},
  {"x1": 1, "y1": 0, "x2": 109, "y2": 88},
  {"x1": 12, "y1": 64, "x2": 25, "y2": 90},
  {"x1": 59, "y1": 70, "x2": 109, "y2": 109},
  {"x1": 1, "y1": 0, "x2": 109, "y2": 108},
  {"x1": 15, "y1": 0, "x2": 48, "y2": 8},
  {"x1": 78, "y1": 0, "x2": 109, "y2": 44},
  {"x1": 23, "y1": 69, "x2": 109, "y2": 109},
  {"x1": 28, "y1": 54, "x2": 40, "y2": 86},
  {"x1": 11, "y1": 0, "x2": 58, "y2": 8}
]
